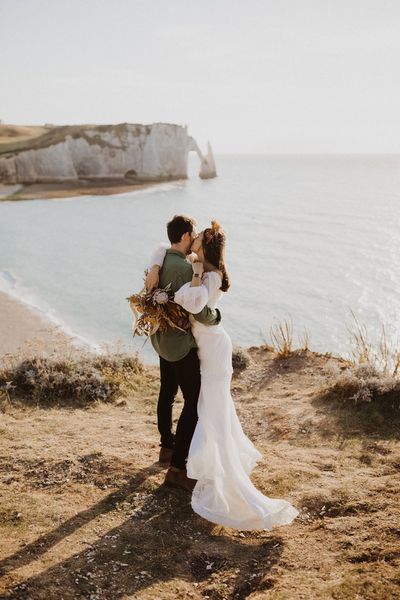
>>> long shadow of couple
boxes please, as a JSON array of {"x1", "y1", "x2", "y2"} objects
[{"x1": 0, "y1": 463, "x2": 283, "y2": 600}]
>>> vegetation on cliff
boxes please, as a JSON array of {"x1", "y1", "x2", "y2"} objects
[{"x1": 0, "y1": 123, "x2": 154, "y2": 157}]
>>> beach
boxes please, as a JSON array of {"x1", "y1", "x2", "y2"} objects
[
  {"x1": 0, "y1": 180, "x2": 158, "y2": 202},
  {"x1": 0, "y1": 291, "x2": 73, "y2": 356}
]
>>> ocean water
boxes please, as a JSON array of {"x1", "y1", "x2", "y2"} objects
[{"x1": 1, "y1": 154, "x2": 400, "y2": 363}]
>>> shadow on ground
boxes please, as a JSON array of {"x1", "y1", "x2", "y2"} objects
[{"x1": 0, "y1": 463, "x2": 284, "y2": 600}]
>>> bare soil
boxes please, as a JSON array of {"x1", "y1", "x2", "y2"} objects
[{"x1": 0, "y1": 348, "x2": 399, "y2": 599}]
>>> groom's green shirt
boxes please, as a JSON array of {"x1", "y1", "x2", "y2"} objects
[{"x1": 151, "y1": 249, "x2": 221, "y2": 362}]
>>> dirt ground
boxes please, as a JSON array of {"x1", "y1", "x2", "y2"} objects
[{"x1": 0, "y1": 348, "x2": 399, "y2": 599}]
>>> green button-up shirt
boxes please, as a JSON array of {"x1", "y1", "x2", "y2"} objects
[{"x1": 150, "y1": 249, "x2": 221, "y2": 362}]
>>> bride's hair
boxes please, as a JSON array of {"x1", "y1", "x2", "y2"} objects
[{"x1": 202, "y1": 220, "x2": 230, "y2": 292}]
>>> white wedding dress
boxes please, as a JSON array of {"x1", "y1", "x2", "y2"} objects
[{"x1": 151, "y1": 246, "x2": 299, "y2": 530}]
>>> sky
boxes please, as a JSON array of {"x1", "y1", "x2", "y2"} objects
[{"x1": 1, "y1": 0, "x2": 400, "y2": 153}]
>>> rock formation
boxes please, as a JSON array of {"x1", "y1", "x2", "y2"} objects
[
  {"x1": 0, "y1": 123, "x2": 217, "y2": 184},
  {"x1": 199, "y1": 142, "x2": 217, "y2": 179}
]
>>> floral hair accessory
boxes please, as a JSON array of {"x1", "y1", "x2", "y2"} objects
[{"x1": 204, "y1": 220, "x2": 225, "y2": 244}]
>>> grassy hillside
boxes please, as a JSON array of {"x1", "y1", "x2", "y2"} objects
[
  {"x1": 0, "y1": 123, "x2": 152, "y2": 156},
  {"x1": 0, "y1": 125, "x2": 51, "y2": 149}
]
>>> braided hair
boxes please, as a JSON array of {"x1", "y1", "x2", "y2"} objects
[{"x1": 202, "y1": 220, "x2": 231, "y2": 292}]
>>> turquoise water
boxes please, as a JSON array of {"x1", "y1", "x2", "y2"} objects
[{"x1": 1, "y1": 154, "x2": 400, "y2": 363}]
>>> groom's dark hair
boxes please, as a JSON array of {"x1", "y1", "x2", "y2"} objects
[{"x1": 167, "y1": 215, "x2": 196, "y2": 244}]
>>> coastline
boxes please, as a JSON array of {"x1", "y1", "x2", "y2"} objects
[
  {"x1": 0, "y1": 179, "x2": 163, "y2": 202},
  {"x1": 0, "y1": 290, "x2": 77, "y2": 357}
]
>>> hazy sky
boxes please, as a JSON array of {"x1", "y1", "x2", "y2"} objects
[{"x1": 1, "y1": 0, "x2": 400, "y2": 153}]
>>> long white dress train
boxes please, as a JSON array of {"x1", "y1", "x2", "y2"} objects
[{"x1": 150, "y1": 246, "x2": 299, "y2": 530}]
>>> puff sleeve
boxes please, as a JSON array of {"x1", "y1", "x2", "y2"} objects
[
  {"x1": 174, "y1": 282, "x2": 209, "y2": 313},
  {"x1": 174, "y1": 272, "x2": 221, "y2": 313},
  {"x1": 148, "y1": 243, "x2": 169, "y2": 269}
]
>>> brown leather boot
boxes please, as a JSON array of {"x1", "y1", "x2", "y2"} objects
[
  {"x1": 158, "y1": 447, "x2": 174, "y2": 465},
  {"x1": 164, "y1": 467, "x2": 197, "y2": 492}
]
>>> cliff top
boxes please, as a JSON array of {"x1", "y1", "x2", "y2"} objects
[
  {"x1": 0, "y1": 122, "x2": 186, "y2": 157},
  {"x1": 0, "y1": 344, "x2": 399, "y2": 599}
]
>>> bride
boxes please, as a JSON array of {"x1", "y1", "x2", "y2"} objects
[{"x1": 148, "y1": 221, "x2": 299, "y2": 530}]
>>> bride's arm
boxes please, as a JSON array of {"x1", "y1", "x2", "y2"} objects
[
  {"x1": 174, "y1": 281, "x2": 209, "y2": 314},
  {"x1": 174, "y1": 271, "x2": 221, "y2": 314},
  {"x1": 190, "y1": 260, "x2": 204, "y2": 287},
  {"x1": 145, "y1": 243, "x2": 168, "y2": 291}
]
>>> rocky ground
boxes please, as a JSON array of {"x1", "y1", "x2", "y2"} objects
[{"x1": 0, "y1": 347, "x2": 399, "y2": 599}]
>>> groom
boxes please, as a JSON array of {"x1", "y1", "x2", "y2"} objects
[{"x1": 146, "y1": 215, "x2": 221, "y2": 491}]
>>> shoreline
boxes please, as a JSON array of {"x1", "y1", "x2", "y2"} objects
[
  {"x1": 0, "y1": 290, "x2": 83, "y2": 357},
  {"x1": 0, "y1": 289, "x2": 156, "y2": 363},
  {"x1": 0, "y1": 179, "x2": 172, "y2": 201}
]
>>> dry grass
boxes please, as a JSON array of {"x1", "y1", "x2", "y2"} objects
[
  {"x1": 319, "y1": 362, "x2": 400, "y2": 413},
  {"x1": 0, "y1": 345, "x2": 399, "y2": 599},
  {"x1": 347, "y1": 310, "x2": 400, "y2": 377},
  {"x1": 0, "y1": 345, "x2": 144, "y2": 408},
  {"x1": 0, "y1": 125, "x2": 50, "y2": 146},
  {"x1": 232, "y1": 346, "x2": 251, "y2": 372},
  {"x1": 298, "y1": 327, "x2": 310, "y2": 352},
  {"x1": 319, "y1": 313, "x2": 400, "y2": 411},
  {"x1": 269, "y1": 319, "x2": 294, "y2": 358},
  {"x1": 0, "y1": 123, "x2": 152, "y2": 156},
  {"x1": 268, "y1": 318, "x2": 311, "y2": 358}
]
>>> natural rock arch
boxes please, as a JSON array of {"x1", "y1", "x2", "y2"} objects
[{"x1": 187, "y1": 137, "x2": 217, "y2": 180}]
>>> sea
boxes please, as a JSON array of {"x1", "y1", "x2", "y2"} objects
[{"x1": 1, "y1": 154, "x2": 400, "y2": 364}]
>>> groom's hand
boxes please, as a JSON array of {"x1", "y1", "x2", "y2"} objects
[
  {"x1": 187, "y1": 252, "x2": 198, "y2": 263},
  {"x1": 145, "y1": 265, "x2": 160, "y2": 291}
]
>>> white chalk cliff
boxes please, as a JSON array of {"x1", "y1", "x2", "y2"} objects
[{"x1": 0, "y1": 123, "x2": 217, "y2": 184}]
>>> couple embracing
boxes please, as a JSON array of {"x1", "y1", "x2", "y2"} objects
[{"x1": 146, "y1": 215, "x2": 299, "y2": 530}]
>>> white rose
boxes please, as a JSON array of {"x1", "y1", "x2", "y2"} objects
[{"x1": 153, "y1": 290, "x2": 169, "y2": 305}]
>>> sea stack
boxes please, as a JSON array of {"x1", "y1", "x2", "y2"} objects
[{"x1": 199, "y1": 142, "x2": 217, "y2": 180}]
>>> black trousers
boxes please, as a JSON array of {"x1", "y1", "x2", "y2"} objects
[{"x1": 157, "y1": 348, "x2": 201, "y2": 469}]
